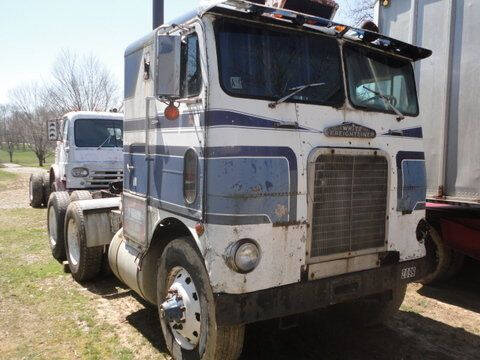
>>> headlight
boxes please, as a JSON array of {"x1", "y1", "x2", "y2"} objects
[
  {"x1": 71, "y1": 167, "x2": 89, "y2": 177},
  {"x1": 227, "y1": 239, "x2": 261, "y2": 273}
]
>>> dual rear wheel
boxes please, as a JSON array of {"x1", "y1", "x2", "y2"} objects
[
  {"x1": 420, "y1": 225, "x2": 465, "y2": 285},
  {"x1": 29, "y1": 173, "x2": 44, "y2": 208},
  {"x1": 64, "y1": 199, "x2": 103, "y2": 282},
  {"x1": 47, "y1": 189, "x2": 101, "y2": 283},
  {"x1": 29, "y1": 172, "x2": 52, "y2": 208}
]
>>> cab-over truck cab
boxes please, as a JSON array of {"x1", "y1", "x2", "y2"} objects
[
  {"x1": 50, "y1": 111, "x2": 124, "y2": 192},
  {"x1": 58, "y1": 1, "x2": 434, "y2": 359},
  {"x1": 29, "y1": 111, "x2": 124, "y2": 208}
]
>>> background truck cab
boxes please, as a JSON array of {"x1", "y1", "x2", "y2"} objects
[
  {"x1": 51, "y1": 111, "x2": 124, "y2": 192},
  {"x1": 29, "y1": 111, "x2": 124, "y2": 209}
]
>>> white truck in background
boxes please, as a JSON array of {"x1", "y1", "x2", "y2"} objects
[
  {"x1": 377, "y1": 0, "x2": 480, "y2": 283},
  {"x1": 29, "y1": 111, "x2": 124, "y2": 261}
]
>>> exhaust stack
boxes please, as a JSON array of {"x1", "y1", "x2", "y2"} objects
[{"x1": 153, "y1": 0, "x2": 164, "y2": 29}]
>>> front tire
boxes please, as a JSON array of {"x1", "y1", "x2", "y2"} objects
[
  {"x1": 157, "y1": 238, "x2": 245, "y2": 360},
  {"x1": 64, "y1": 201, "x2": 103, "y2": 282},
  {"x1": 47, "y1": 191, "x2": 70, "y2": 261},
  {"x1": 29, "y1": 173, "x2": 44, "y2": 208}
]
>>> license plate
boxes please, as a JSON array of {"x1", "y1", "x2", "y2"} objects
[{"x1": 400, "y1": 266, "x2": 416, "y2": 279}]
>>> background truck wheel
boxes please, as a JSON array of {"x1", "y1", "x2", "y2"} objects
[
  {"x1": 64, "y1": 201, "x2": 103, "y2": 282},
  {"x1": 70, "y1": 190, "x2": 93, "y2": 202},
  {"x1": 29, "y1": 173, "x2": 44, "y2": 208},
  {"x1": 334, "y1": 283, "x2": 407, "y2": 327},
  {"x1": 47, "y1": 191, "x2": 70, "y2": 261},
  {"x1": 42, "y1": 172, "x2": 51, "y2": 206},
  {"x1": 420, "y1": 226, "x2": 464, "y2": 285},
  {"x1": 157, "y1": 238, "x2": 245, "y2": 360}
]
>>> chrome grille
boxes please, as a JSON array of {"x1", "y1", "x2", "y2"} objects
[
  {"x1": 86, "y1": 170, "x2": 123, "y2": 188},
  {"x1": 310, "y1": 154, "x2": 388, "y2": 257}
]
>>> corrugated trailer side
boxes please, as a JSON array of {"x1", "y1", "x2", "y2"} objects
[{"x1": 376, "y1": 0, "x2": 480, "y2": 204}]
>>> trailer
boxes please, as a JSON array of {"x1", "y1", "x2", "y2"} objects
[
  {"x1": 377, "y1": 0, "x2": 480, "y2": 283},
  {"x1": 30, "y1": 111, "x2": 124, "y2": 261},
  {"x1": 49, "y1": 1, "x2": 434, "y2": 358}
]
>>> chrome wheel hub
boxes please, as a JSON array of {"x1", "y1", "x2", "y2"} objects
[
  {"x1": 67, "y1": 219, "x2": 80, "y2": 266},
  {"x1": 29, "y1": 179, "x2": 33, "y2": 201},
  {"x1": 160, "y1": 267, "x2": 201, "y2": 350},
  {"x1": 48, "y1": 206, "x2": 57, "y2": 247}
]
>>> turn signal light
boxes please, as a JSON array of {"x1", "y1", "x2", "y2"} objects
[
  {"x1": 335, "y1": 25, "x2": 347, "y2": 33},
  {"x1": 195, "y1": 223, "x2": 205, "y2": 237},
  {"x1": 164, "y1": 101, "x2": 179, "y2": 121}
]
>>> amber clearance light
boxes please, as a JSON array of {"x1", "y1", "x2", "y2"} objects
[{"x1": 164, "y1": 101, "x2": 179, "y2": 121}]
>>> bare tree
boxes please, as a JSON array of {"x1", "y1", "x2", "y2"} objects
[
  {"x1": 344, "y1": 0, "x2": 377, "y2": 26},
  {"x1": 0, "y1": 105, "x2": 24, "y2": 163},
  {"x1": 46, "y1": 49, "x2": 119, "y2": 115},
  {"x1": 0, "y1": 104, "x2": 7, "y2": 149},
  {"x1": 8, "y1": 83, "x2": 54, "y2": 167}
]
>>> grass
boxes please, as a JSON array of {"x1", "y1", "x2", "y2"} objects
[
  {"x1": 0, "y1": 149, "x2": 53, "y2": 168},
  {"x1": 0, "y1": 169, "x2": 18, "y2": 191},
  {"x1": 0, "y1": 207, "x2": 135, "y2": 359}
]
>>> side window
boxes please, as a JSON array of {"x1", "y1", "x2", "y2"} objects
[{"x1": 180, "y1": 33, "x2": 202, "y2": 98}]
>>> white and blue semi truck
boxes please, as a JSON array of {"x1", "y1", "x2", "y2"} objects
[{"x1": 53, "y1": 1, "x2": 434, "y2": 358}]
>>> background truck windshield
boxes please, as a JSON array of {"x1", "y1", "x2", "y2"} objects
[
  {"x1": 344, "y1": 44, "x2": 419, "y2": 116},
  {"x1": 74, "y1": 119, "x2": 123, "y2": 148},
  {"x1": 215, "y1": 19, "x2": 344, "y2": 107}
]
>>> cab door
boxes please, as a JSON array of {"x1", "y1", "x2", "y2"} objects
[
  {"x1": 57, "y1": 117, "x2": 69, "y2": 182},
  {"x1": 123, "y1": 28, "x2": 206, "y2": 248}
]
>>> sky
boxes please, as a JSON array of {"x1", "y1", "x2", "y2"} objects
[{"x1": 0, "y1": 0, "x2": 349, "y2": 104}]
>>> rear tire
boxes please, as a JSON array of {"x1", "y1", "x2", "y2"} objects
[
  {"x1": 70, "y1": 190, "x2": 93, "y2": 202},
  {"x1": 42, "y1": 172, "x2": 51, "y2": 206},
  {"x1": 29, "y1": 173, "x2": 44, "y2": 208},
  {"x1": 420, "y1": 226, "x2": 464, "y2": 285},
  {"x1": 64, "y1": 201, "x2": 103, "y2": 282},
  {"x1": 157, "y1": 238, "x2": 245, "y2": 360},
  {"x1": 47, "y1": 191, "x2": 70, "y2": 261}
]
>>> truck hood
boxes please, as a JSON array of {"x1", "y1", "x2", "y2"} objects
[{"x1": 70, "y1": 148, "x2": 123, "y2": 163}]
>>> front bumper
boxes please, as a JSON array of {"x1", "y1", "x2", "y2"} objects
[{"x1": 214, "y1": 256, "x2": 432, "y2": 326}]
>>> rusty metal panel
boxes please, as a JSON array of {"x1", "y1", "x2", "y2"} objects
[{"x1": 310, "y1": 153, "x2": 388, "y2": 257}]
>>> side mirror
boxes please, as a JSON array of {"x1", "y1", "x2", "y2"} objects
[
  {"x1": 155, "y1": 34, "x2": 181, "y2": 99},
  {"x1": 47, "y1": 120, "x2": 60, "y2": 141}
]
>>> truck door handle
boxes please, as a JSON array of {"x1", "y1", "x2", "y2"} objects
[{"x1": 127, "y1": 164, "x2": 135, "y2": 172}]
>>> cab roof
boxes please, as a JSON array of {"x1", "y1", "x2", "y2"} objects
[
  {"x1": 64, "y1": 111, "x2": 124, "y2": 121},
  {"x1": 128, "y1": 0, "x2": 431, "y2": 62}
]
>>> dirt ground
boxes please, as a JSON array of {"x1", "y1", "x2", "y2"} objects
[
  {"x1": 0, "y1": 164, "x2": 44, "y2": 209},
  {"x1": 1, "y1": 170, "x2": 480, "y2": 359}
]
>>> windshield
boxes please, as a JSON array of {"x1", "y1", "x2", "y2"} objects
[
  {"x1": 74, "y1": 119, "x2": 123, "y2": 148},
  {"x1": 344, "y1": 44, "x2": 419, "y2": 116},
  {"x1": 215, "y1": 19, "x2": 344, "y2": 107}
]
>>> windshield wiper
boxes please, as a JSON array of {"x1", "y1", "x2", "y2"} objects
[
  {"x1": 96, "y1": 135, "x2": 112, "y2": 150},
  {"x1": 269, "y1": 82, "x2": 325, "y2": 109},
  {"x1": 362, "y1": 86, "x2": 405, "y2": 121}
]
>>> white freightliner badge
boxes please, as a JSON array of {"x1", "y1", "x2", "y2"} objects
[{"x1": 324, "y1": 122, "x2": 376, "y2": 139}]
